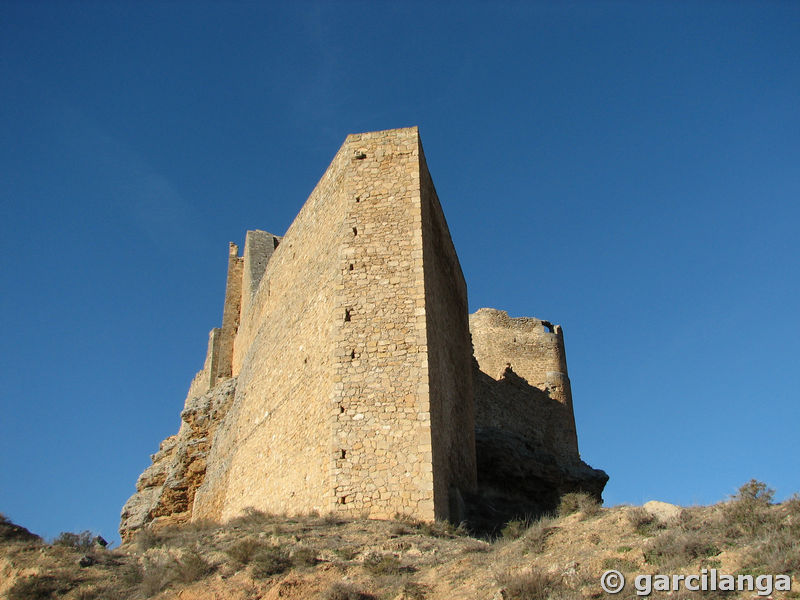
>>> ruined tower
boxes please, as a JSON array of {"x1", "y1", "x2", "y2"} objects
[{"x1": 120, "y1": 127, "x2": 606, "y2": 541}]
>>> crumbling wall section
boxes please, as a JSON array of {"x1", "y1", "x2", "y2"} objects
[
  {"x1": 470, "y1": 308, "x2": 578, "y2": 463},
  {"x1": 239, "y1": 230, "x2": 280, "y2": 334},
  {"x1": 214, "y1": 244, "x2": 243, "y2": 384}
]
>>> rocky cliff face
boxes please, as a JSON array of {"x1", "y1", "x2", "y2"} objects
[{"x1": 120, "y1": 378, "x2": 236, "y2": 542}]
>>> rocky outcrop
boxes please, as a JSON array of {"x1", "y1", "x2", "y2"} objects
[{"x1": 120, "y1": 377, "x2": 236, "y2": 542}]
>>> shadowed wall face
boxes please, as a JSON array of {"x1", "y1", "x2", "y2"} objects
[{"x1": 418, "y1": 141, "x2": 477, "y2": 520}]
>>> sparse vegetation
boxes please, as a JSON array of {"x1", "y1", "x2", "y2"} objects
[
  {"x1": 644, "y1": 530, "x2": 720, "y2": 569},
  {"x1": 497, "y1": 568, "x2": 567, "y2": 600}
]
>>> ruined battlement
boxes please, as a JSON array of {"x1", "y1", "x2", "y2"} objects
[{"x1": 120, "y1": 128, "x2": 606, "y2": 541}]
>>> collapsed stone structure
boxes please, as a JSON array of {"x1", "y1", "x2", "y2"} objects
[{"x1": 120, "y1": 127, "x2": 606, "y2": 541}]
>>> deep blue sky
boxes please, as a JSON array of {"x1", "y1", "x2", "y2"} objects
[{"x1": 1, "y1": 1, "x2": 798, "y2": 545}]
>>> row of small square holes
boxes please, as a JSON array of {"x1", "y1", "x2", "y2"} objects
[{"x1": 339, "y1": 187, "x2": 365, "y2": 505}]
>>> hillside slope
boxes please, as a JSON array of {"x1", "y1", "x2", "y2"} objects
[{"x1": 2, "y1": 485, "x2": 798, "y2": 600}]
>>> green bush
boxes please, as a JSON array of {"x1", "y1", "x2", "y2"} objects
[{"x1": 723, "y1": 480, "x2": 778, "y2": 538}]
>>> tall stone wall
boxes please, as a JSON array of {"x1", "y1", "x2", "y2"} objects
[{"x1": 190, "y1": 127, "x2": 475, "y2": 523}]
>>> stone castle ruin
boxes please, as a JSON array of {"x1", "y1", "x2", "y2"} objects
[{"x1": 120, "y1": 127, "x2": 607, "y2": 541}]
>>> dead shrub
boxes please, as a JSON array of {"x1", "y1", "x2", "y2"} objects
[
  {"x1": 461, "y1": 538, "x2": 492, "y2": 553},
  {"x1": 394, "y1": 514, "x2": 461, "y2": 538},
  {"x1": 523, "y1": 516, "x2": 557, "y2": 553},
  {"x1": 291, "y1": 545, "x2": 318, "y2": 567},
  {"x1": 497, "y1": 568, "x2": 567, "y2": 600},
  {"x1": 173, "y1": 548, "x2": 214, "y2": 583},
  {"x1": 627, "y1": 507, "x2": 663, "y2": 536},
  {"x1": 741, "y1": 523, "x2": 800, "y2": 576},
  {"x1": 399, "y1": 581, "x2": 430, "y2": 599},
  {"x1": 139, "y1": 555, "x2": 174, "y2": 597},
  {"x1": 225, "y1": 537, "x2": 264, "y2": 566},
  {"x1": 119, "y1": 561, "x2": 144, "y2": 587},
  {"x1": 53, "y1": 530, "x2": 94, "y2": 551},
  {"x1": 363, "y1": 552, "x2": 406, "y2": 576},
  {"x1": 132, "y1": 527, "x2": 161, "y2": 551},
  {"x1": 323, "y1": 582, "x2": 376, "y2": 600},
  {"x1": 390, "y1": 524, "x2": 410, "y2": 536},
  {"x1": 558, "y1": 492, "x2": 601, "y2": 518},
  {"x1": 251, "y1": 545, "x2": 291, "y2": 578}
]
